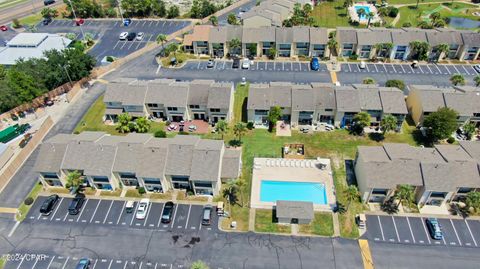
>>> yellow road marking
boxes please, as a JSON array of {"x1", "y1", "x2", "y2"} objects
[
  {"x1": 359, "y1": 239, "x2": 375, "y2": 269},
  {"x1": 0, "y1": 207, "x2": 17, "y2": 214},
  {"x1": 174, "y1": 37, "x2": 183, "y2": 42},
  {"x1": 330, "y1": 71, "x2": 338, "y2": 84}
]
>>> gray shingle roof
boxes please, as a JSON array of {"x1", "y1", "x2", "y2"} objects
[
  {"x1": 361, "y1": 159, "x2": 423, "y2": 188},
  {"x1": 242, "y1": 27, "x2": 276, "y2": 43},
  {"x1": 357, "y1": 146, "x2": 390, "y2": 162},
  {"x1": 434, "y1": 145, "x2": 474, "y2": 162},
  {"x1": 146, "y1": 82, "x2": 189, "y2": 107},
  {"x1": 247, "y1": 85, "x2": 291, "y2": 109},
  {"x1": 275, "y1": 27, "x2": 293, "y2": 43},
  {"x1": 337, "y1": 27, "x2": 357, "y2": 44},
  {"x1": 104, "y1": 83, "x2": 147, "y2": 106},
  {"x1": 421, "y1": 162, "x2": 480, "y2": 191},
  {"x1": 221, "y1": 149, "x2": 241, "y2": 179},
  {"x1": 416, "y1": 90, "x2": 446, "y2": 113},
  {"x1": 62, "y1": 141, "x2": 117, "y2": 176},
  {"x1": 207, "y1": 85, "x2": 232, "y2": 109},
  {"x1": 112, "y1": 143, "x2": 143, "y2": 173},
  {"x1": 461, "y1": 32, "x2": 480, "y2": 46},
  {"x1": 34, "y1": 143, "x2": 68, "y2": 173},
  {"x1": 313, "y1": 86, "x2": 336, "y2": 110},
  {"x1": 309, "y1": 28, "x2": 328, "y2": 44},
  {"x1": 165, "y1": 143, "x2": 195, "y2": 176},
  {"x1": 190, "y1": 144, "x2": 222, "y2": 182},
  {"x1": 226, "y1": 25, "x2": 243, "y2": 40},
  {"x1": 335, "y1": 88, "x2": 360, "y2": 112},
  {"x1": 392, "y1": 29, "x2": 427, "y2": 45},
  {"x1": 209, "y1": 26, "x2": 228, "y2": 43},
  {"x1": 426, "y1": 30, "x2": 463, "y2": 46},
  {"x1": 188, "y1": 83, "x2": 210, "y2": 106},
  {"x1": 379, "y1": 90, "x2": 407, "y2": 114},
  {"x1": 136, "y1": 147, "x2": 167, "y2": 178},
  {"x1": 292, "y1": 26, "x2": 310, "y2": 43},
  {"x1": 443, "y1": 93, "x2": 473, "y2": 116},
  {"x1": 359, "y1": 89, "x2": 382, "y2": 110},
  {"x1": 276, "y1": 200, "x2": 314, "y2": 220},
  {"x1": 357, "y1": 29, "x2": 392, "y2": 45},
  {"x1": 292, "y1": 87, "x2": 315, "y2": 111},
  {"x1": 270, "y1": 86, "x2": 291, "y2": 107},
  {"x1": 459, "y1": 141, "x2": 480, "y2": 160}
]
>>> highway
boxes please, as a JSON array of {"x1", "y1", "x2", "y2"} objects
[{"x1": 0, "y1": 0, "x2": 63, "y2": 25}]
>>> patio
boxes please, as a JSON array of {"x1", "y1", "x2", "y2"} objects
[
  {"x1": 165, "y1": 120, "x2": 210, "y2": 134},
  {"x1": 276, "y1": 121, "x2": 291, "y2": 136}
]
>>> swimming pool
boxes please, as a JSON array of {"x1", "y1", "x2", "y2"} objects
[
  {"x1": 354, "y1": 5, "x2": 370, "y2": 19},
  {"x1": 260, "y1": 180, "x2": 328, "y2": 204}
]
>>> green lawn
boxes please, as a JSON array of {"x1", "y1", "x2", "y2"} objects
[
  {"x1": 255, "y1": 209, "x2": 291, "y2": 234},
  {"x1": 299, "y1": 212, "x2": 334, "y2": 236},
  {"x1": 17, "y1": 182, "x2": 43, "y2": 222},
  {"x1": 311, "y1": 1, "x2": 353, "y2": 28},
  {"x1": 0, "y1": 257, "x2": 5, "y2": 269},
  {"x1": 18, "y1": 12, "x2": 43, "y2": 26}
]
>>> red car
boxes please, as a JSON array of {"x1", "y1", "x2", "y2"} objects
[
  {"x1": 75, "y1": 19, "x2": 84, "y2": 26},
  {"x1": 0, "y1": 25, "x2": 7, "y2": 31}
]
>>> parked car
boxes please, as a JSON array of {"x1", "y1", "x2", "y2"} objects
[
  {"x1": 426, "y1": 218, "x2": 443, "y2": 240},
  {"x1": 136, "y1": 32, "x2": 144, "y2": 41},
  {"x1": 75, "y1": 258, "x2": 90, "y2": 269},
  {"x1": 123, "y1": 18, "x2": 132, "y2": 26},
  {"x1": 0, "y1": 25, "x2": 7, "y2": 31},
  {"x1": 127, "y1": 32, "x2": 137, "y2": 41},
  {"x1": 43, "y1": 0, "x2": 55, "y2": 5},
  {"x1": 42, "y1": 17, "x2": 52, "y2": 25},
  {"x1": 242, "y1": 59, "x2": 250, "y2": 69},
  {"x1": 411, "y1": 60, "x2": 418, "y2": 68},
  {"x1": 240, "y1": 77, "x2": 246, "y2": 85},
  {"x1": 135, "y1": 198, "x2": 150, "y2": 219},
  {"x1": 125, "y1": 200, "x2": 135, "y2": 213},
  {"x1": 201, "y1": 205, "x2": 213, "y2": 226},
  {"x1": 474, "y1": 64, "x2": 480, "y2": 73},
  {"x1": 232, "y1": 58, "x2": 240, "y2": 69},
  {"x1": 68, "y1": 194, "x2": 85, "y2": 215},
  {"x1": 161, "y1": 201, "x2": 174, "y2": 223},
  {"x1": 356, "y1": 214, "x2": 366, "y2": 229},
  {"x1": 75, "y1": 18, "x2": 84, "y2": 26},
  {"x1": 39, "y1": 194, "x2": 59, "y2": 216},
  {"x1": 359, "y1": 61, "x2": 366, "y2": 69},
  {"x1": 310, "y1": 57, "x2": 320, "y2": 71},
  {"x1": 207, "y1": 59, "x2": 214, "y2": 68}
]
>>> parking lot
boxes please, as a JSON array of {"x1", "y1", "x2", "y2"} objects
[
  {"x1": 5, "y1": 255, "x2": 191, "y2": 269},
  {"x1": 340, "y1": 62, "x2": 479, "y2": 76},
  {"x1": 35, "y1": 19, "x2": 191, "y2": 61},
  {"x1": 25, "y1": 196, "x2": 219, "y2": 233},
  {"x1": 182, "y1": 60, "x2": 328, "y2": 72},
  {"x1": 365, "y1": 214, "x2": 480, "y2": 248}
]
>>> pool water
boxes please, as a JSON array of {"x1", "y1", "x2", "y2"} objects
[
  {"x1": 448, "y1": 17, "x2": 480, "y2": 29},
  {"x1": 260, "y1": 180, "x2": 328, "y2": 204},
  {"x1": 354, "y1": 5, "x2": 370, "y2": 19}
]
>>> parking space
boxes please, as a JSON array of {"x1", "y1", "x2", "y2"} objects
[
  {"x1": 25, "y1": 196, "x2": 218, "y2": 233},
  {"x1": 5, "y1": 255, "x2": 189, "y2": 269},
  {"x1": 341, "y1": 62, "x2": 479, "y2": 76},
  {"x1": 182, "y1": 60, "x2": 329, "y2": 72},
  {"x1": 366, "y1": 214, "x2": 480, "y2": 248},
  {"x1": 34, "y1": 19, "x2": 191, "y2": 61}
]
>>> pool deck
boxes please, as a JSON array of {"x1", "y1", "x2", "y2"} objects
[{"x1": 250, "y1": 157, "x2": 336, "y2": 211}]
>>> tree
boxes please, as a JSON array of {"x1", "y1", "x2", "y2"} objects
[
  {"x1": 423, "y1": 107, "x2": 458, "y2": 141},
  {"x1": 366, "y1": 11, "x2": 375, "y2": 27},
  {"x1": 236, "y1": 179, "x2": 246, "y2": 207},
  {"x1": 215, "y1": 120, "x2": 228, "y2": 140},
  {"x1": 190, "y1": 0, "x2": 201, "y2": 18},
  {"x1": 434, "y1": 43, "x2": 449, "y2": 61},
  {"x1": 64, "y1": 0, "x2": 105, "y2": 18},
  {"x1": 6, "y1": 68, "x2": 43, "y2": 104},
  {"x1": 267, "y1": 106, "x2": 282, "y2": 131},
  {"x1": 327, "y1": 38, "x2": 338, "y2": 58},
  {"x1": 344, "y1": 185, "x2": 359, "y2": 211},
  {"x1": 190, "y1": 260, "x2": 209, "y2": 269},
  {"x1": 66, "y1": 170, "x2": 83, "y2": 191},
  {"x1": 450, "y1": 74, "x2": 465, "y2": 86},
  {"x1": 463, "y1": 122, "x2": 476, "y2": 140},
  {"x1": 228, "y1": 38, "x2": 241, "y2": 55},
  {"x1": 395, "y1": 184, "x2": 415, "y2": 207},
  {"x1": 233, "y1": 122, "x2": 247, "y2": 141},
  {"x1": 385, "y1": 79, "x2": 405, "y2": 91},
  {"x1": 134, "y1": 117, "x2": 151, "y2": 133},
  {"x1": 41, "y1": 7, "x2": 58, "y2": 19},
  {"x1": 343, "y1": 0, "x2": 353, "y2": 13},
  {"x1": 381, "y1": 114, "x2": 398, "y2": 134},
  {"x1": 474, "y1": 76, "x2": 480, "y2": 87},
  {"x1": 223, "y1": 179, "x2": 238, "y2": 212},
  {"x1": 352, "y1": 112, "x2": 371, "y2": 135},
  {"x1": 156, "y1": 34, "x2": 167, "y2": 56},
  {"x1": 409, "y1": 41, "x2": 430, "y2": 61},
  {"x1": 209, "y1": 15, "x2": 218, "y2": 26},
  {"x1": 117, "y1": 112, "x2": 132, "y2": 133},
  {"x1": 267, "y1": 47, "x2": 277, "y2": 60},
  {"x1": 466, "y1": 191, "x2": 480, "y2": 213},
  {"x1": 362, "y1": 77, "x2": 375, "y2": 84},
  {"x1": 200, "y1": 0, "x2": 217, "y2": 18},
  {"x1": 165, "y1": 43, "x2": 179, "y2": 56},
  {"x1": 167, "y1": 5, "x2": 179, "y2": 18},
  {"x1": 227, "y1": 13, "x2": 238, "y2": 25},
  {"x1": 356, "y1": 7, "x2": 366, "y2": 20},
  {"x1": 375, "y1": 43, "x2": 393, "y2": 58},
  {"x1": 429, "y1": 12, "x2": 441, "y2": 24}
]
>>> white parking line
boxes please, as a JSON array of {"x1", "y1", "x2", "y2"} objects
[
  {"x1": 450, "y1": 219, "x2": 462, "y2": 246},
  {"x1": 143, "y1": 202, "x2": 153, "y2": 226},
  {"x1": 171, "y1": 204, "x2": 178, "y2": 228},
  {"x1": 299, "y1": 62, "x2": 302, "y2": 71},
  {"x1": 160, "y1": 21, "x2": 166, "y2": 28},
  {"x1": 264, "y1": 62, "x2": 267, "y2": 70},
  {"x1": 391, "y1": 216, "x2": 400, "y2": 242},
  {"x1": 127, "y1": 40, "x2": 136, "y2": 50},
  {"x1": 465, "y1": 220, "x2": 478, "y2": 247},
  {"x1": 76, "y1": 199, "x2": 89, "y2": 222},
  {"x1": 61, "y1": 257, "x2": 70, "y2": 269},
  {"x1": 421, "y1": 218, "x2": 431, "y2": 244},
  {"x1": 15, "y1": 257, "x2": 24, "y2": 269},
  {"x1": 117, "y1": 201, "x2": 127, "y2": 225},
  {"x1": 120, "y1": 41, "x2": 128, "y2": 50},
  {"x1": 408, "y1": 64, "x2": 414, "y2": 73},
  {"x1": 130, "y1": 202, "x2": 140, "y2": 226},
  {"x1": 89, "y1": 200, "x2": 101, "y2": 223},
  {"x1": 107, "y1": 259, "x2": 113, "y2": 269},
  {"x1": 112, "y1": 41, "x2": 122, "y2": 50},
  {"x1": 149, "y1": 21, "x2": 154, "y2": 26},
  {"x1": 91, "y1": 259, "x2": 98, "y2": 269},
  {"x1": 46, "y1": 256, "x2": 55, "y2": 269},
  {"x1": 418, "y1": 66, "x2": 424, "y2": 74},
  {"x1": 185, "y1": 205, "x2": 192, "y2": 229},
  {"x1": 434, "y1": 64, "x2": 441, "y2": 74},
  {"x1": 31, "y1": 256, "x2": 40, "y2": 269},
  {"x1": 462, "y1": 65, "x2": 471, "y2": 75},
  {"x1": 103, "y1": 200, "x2": 114, "y2": 224},
  {"x1": 406, "y1": 217, "x2": 416, "y2": 243},
  {"x1": 123, "y1": 260, "x2": 128, "y2": 269},
  {"x1": 197, "y1": 61, "x2": 201, "y2": 69},
  {"x1": 374, "y1": 64, "x2": 378, "y2": 72},
  {"x1": 443, "y1": 65, "x2": 451, "y2": 75},
  {"x1": 290, "y1": 62, "x2": 293, "y2": 70},
  {"x1": 142, "y1": 21, "x2": 147, "y2": 26},
  {"x1": 155, "y1": 21, "x2": 160, "y2": 27},
  {"x1": 282, "y1": 62, "x2": 285, "y2": 71},
  {"x1": 400, "y1": 64, "x2": 405, "y2": 73},
  {"x1": 426, "y1": 65, "x2": 433, "y2": 74},
  {"x1": 199, "y1": 216, "x2": 203, "y2": 230},
  {"x1": 453, "y1": 65, "x2": 460, "y2": 74},
  {"x1": 365, "y1": 64, "x2": 369, "y2": 72},
  {"x1": 348, "y1": 63, "x2": 352, "y2": 72},
  {"x1": 157, "y1": 203, "x2": 166, "y2": 227},
  {"x1": 50, "y1": 197, "x2": 63, "y2": 220},
  {"x1": 274, "y1": 61, "x2": 276, "y2": 70},
  {"x1": 377, "y1": 216, "x2": 385, "y2": 241}
]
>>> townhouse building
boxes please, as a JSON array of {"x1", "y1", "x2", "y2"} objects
[
  {"x1": 240, "y1": 0, "x2": 313, "y2": 28},
  {"x1": 103, "y1": 79, "x2": 234, "y2": 124},
  {"x1": 246, "y1": 83, "x2": 407, "y2": 129},
  {"x1": 354, "y1": 142, "x2": 480, "y2": 207},
  {"x1": 406, "y1": 85, "x2": 480, "y2": 126},
  {"x1": 34, "y1": 132, "x2": 242, "y2": 196}
]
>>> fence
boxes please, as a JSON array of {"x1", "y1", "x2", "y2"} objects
[{"x1": 0, "y1": 116, "x2": 54, "y2": 193}]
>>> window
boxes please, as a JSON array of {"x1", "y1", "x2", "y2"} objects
[
  {"x1": 371, "y1": 189, "x2": 388, "y2": 195},
  {"x1": 92, "y1": 176, "x2": 109, "y2": 183},
  {"x1": 262, "y1": 42, "x2": 273, "y2": 48},
  {"x1": 313, "y1": 44, "x2": 325, "y2": 50},
  {"x1": 325, "y1": 108, "x2": 333, "y2": 112},
  {"x1": 296, "y1": 42, "x2": 309, "y2": 49},
  {"x1": 457, "y1": 188, "x2": 472, "y2": 194},
  {"x1": 279, "y1": 44, "x2": 291, "y2": 50},
  {"x1": 167, "y1": 107, "x2": 178, "y2": 111},
  {"x1": 194, "y1": 181, "x2": 213, "y2": 188},
  {"x1": 147, "y1": 103, "x2": 159, "y2": 108},
  {"x1": 210, "y1": 108, "x2": 220, "y2": 113},
  {"x1": 42, "y1": 173, "x2": 59, "y2": 179},
  {"x1": 143, "y1": 178, "x2": 161, "y2": 185},
  {"x1": 189, "y1": 105, "x2": 200, "y2": 109},
  {"x1": 343, "y1": 44, "x2": 353, "y2": 50}
]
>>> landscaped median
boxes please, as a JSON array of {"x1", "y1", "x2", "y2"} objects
[{"x1": 16, "y1": 182, "x2": 43, "y2": 222}]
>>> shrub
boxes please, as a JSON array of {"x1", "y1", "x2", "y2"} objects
[
  {"x1": 385, "y1": 79, "x2": 406, "y2": 90},
  {"x1": 24, "y1": 197, "x2": 34, "y2": 205},
  {"x1": 138, "y1": 187, "x2": 146, "y2": 195},
  {"x1": 388, "y1": 7, "x2": 399, "y2": 17},
  {"x1": 154, "y1": 130, "x2": 167, "y2": 138},
  {"x1": 349, "y1": 53, "x2": 358, "y2": 60},
  {"x1": 178, "y1": 131, "x2": 189, "y2": 135},
  {"x1": 447, "y1": 136, "x2": 455, "y2": 144},
  {"x1": 402, "y1": 22, "x2": 412, "y2": 27},
  {"x1": 11, "y1": 113, "x2": 18, "y2": 121},
  {"x1": 12, "y1": 18, "x2": 21, "y2": 28},
  {"x1": 362, "y1": 77, "x2": 376, "y2": 84},
  {"x1": 228, "y1": 139, "x2": 242, "y2": 147},
  {"x1": 106, "y1": 56, "x2": 114, "y2": 62},
  {"x1": 246, "y1": 122, "x2": 254, "y2": 130}
]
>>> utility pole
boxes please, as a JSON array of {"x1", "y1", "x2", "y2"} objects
[
  {"x1": 116, "y1": 0, "x2": 124, "y2": 23},
  {"x1": 31, "y1": 0, "x2": 35, "y2": 14},
  {"x1": 66, "y1": 0, "x2": 86, "y2": 41}
]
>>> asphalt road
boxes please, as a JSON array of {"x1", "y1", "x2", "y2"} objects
[
  {"x1": 0, "y1": 0, "x2": 63, "y2": 25},
  {"x1": 217, "y1": 0, "x2": 257, "y2": 26},
  {"x1": 0, "y1": 83, "x2": 107, "y2": 208}
]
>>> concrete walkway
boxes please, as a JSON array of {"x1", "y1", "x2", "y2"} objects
[
  {"x1": 333, "y1": 212, "x2": 341, "y2": 237},
  {"x1": 248, "y1": 208, "x2": 256, "y2": 231}
]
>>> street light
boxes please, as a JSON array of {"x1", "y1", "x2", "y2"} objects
[
  {"x1": 66, "y1": 0, "x2": 86, "y2": 42},
  {"x1": 59, "y1": 63, "x2": 73, "y2": 87}
]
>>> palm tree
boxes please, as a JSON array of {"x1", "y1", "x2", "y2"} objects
[
  {"x1": 356, "y1": 7, "x2": 366, "y2": 22},
  {"x1": 381, "y1": 114, "x2": 398, "y2": 134},
  {"x1": 156, "y1": 34, "x2": 167, "y2": 56},
  {"x1": 475, "y1": 75, "x2": 480, "y2": 87},
  {"x1": 228, "y1": 38, "x2": 242, "y2": 56},
  {"x1": 165, "y1": 43, "x2": 179, "y2": 57},
  {"x1": 353, "y1": 111, "x2": 371, "y2": 135},
  {"x1": 209, "y1": 15, "x2": 218, "y2": 26},
  {"x1": 466, "y1": 191, "x2": 480, "y2": 213},
  {"x1": 233, "y1": 122, "x2": 247, "y2": 142},
  {"x1": 435, "y1": 43, "x2": 449, "y2": 61},
  {"x1": 409, "y1": 41, "x2": 430, "y2": 61},
  {"x1": 134, "y1": 117, "x2": 151, "y2": 133},
  {"x1": 66, "y1": 170, "x2": 82, "y2": 192},
  {"x1": 344, "y1": 185, "x2": 359, "y2": 211},
  {"x1": 223, "y1": 180, "x2": 238, "y2": 212},
  {"x1": 227, "y1": 13, "x2": 238, "y2": 25},
  {"x1": 366, "y1": 11, "x2": 375, "y2": 27},
  {"x1": 463, "y1": 122, "x2": 476, "y2": 140},
  {"x1": 343, "y1": 0, "x2": 353, "y2": 13},
  {"x1": 450, "y1": 74, "x2": 465, "y2": 86},
  {"x1": 375, "y1": 43, "x2": 393, "y2": 58},
  {"x1": 327, "y1": 38, "x2": 338, "y2": 58},
  {"x1": 235, "y1": 179, "x2": 247, "y2": 207},
  {"x1": 116, "y1": 112, "x2": 132, "y2": 133},
  {"x1": 215, "y1": 120, "x2": 228, "y2": 140},
  {"x1": 395, "y1": 184, "x2": 415, "y2": 207}
]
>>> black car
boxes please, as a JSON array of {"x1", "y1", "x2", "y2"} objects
[
  {"x1": 161, "y1": 201, "x2": 174, "y2": 223},
  {"x1": 43, "y1": 0, "x2": 55, "y2": 5},
  {"x1": 201, "y1": 205, "x2": 213, "y2": 226},
  {"x1": 68, "y1": 195, "x2": 85, "y2": 215},
  {"x1": 39, "y1": 194, "x2": 59, "y2": 215},
  {"x1": 42, "y1": 17, "x2": 52, "y2": 25},
  {"x1": 232, "y1": 58, "x2": 240, "y2": 69},
  {"x1": 126, "y1": 32, "x2": 136, "y2": 41}
]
